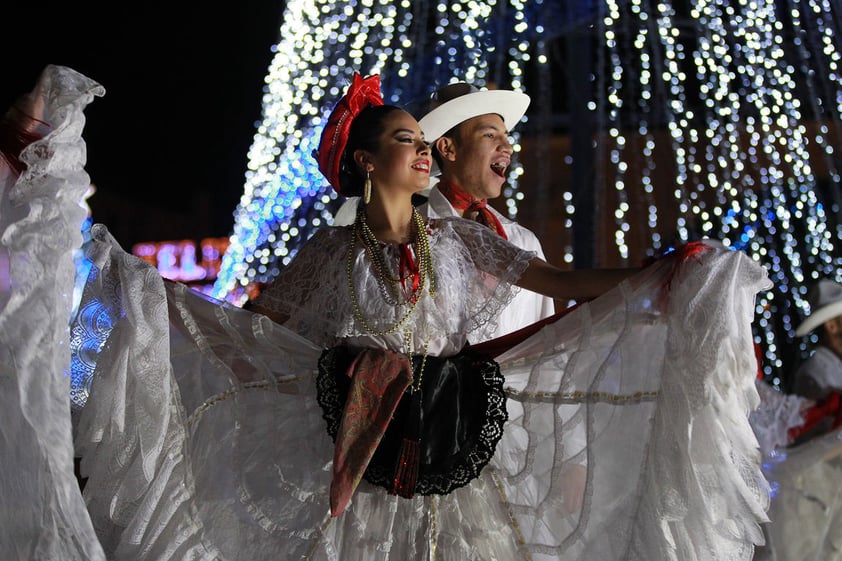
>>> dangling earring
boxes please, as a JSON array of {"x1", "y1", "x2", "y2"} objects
[{"x1": 364, "y1": 168, "x2": 372, "y2": 204}]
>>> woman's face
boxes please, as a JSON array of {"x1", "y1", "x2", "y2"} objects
[{"x1": 362, "y1": 110, "x2": 431, "y2": 195}]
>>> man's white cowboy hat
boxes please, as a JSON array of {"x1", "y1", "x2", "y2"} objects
[
  {"x1": 416, "y1": 82, "x2": 530, "y2": 142},
  {"x1": 796, "y1": 279, "x2": 842, "y2": 336},
  {"x1": 411, "y1": 83, "x2": 530, "y2": 191}
]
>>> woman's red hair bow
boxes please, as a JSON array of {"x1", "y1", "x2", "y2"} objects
[{"x1": 314, "y1": 73, "x2": 384, "y2": 193}]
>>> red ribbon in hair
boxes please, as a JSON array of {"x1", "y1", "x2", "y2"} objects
[
  {"x1": 437, "y1": 179, "x2": 508, "y2": 239},
  {"x1": 314, "y1": 73, "x2": 384, "y2": 194}
]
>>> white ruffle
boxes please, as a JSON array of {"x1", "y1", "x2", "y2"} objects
[
  {"x1": 492, "y1": 241, "x2": 771, "y2": 560},
  {"x1": 74, "y1": 233, "x2": 771, "y2": 561},
  {"x1": 0, "y1": 65, "x2": 105, "y2": 561}
]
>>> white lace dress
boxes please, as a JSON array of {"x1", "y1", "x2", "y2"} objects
[{"x1": 1, "y1": 65, "x2": 772, "y2": 561}]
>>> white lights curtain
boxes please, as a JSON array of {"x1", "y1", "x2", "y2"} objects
[
  {"x1": 215, "y1": 0, "x2": 842, "y2": 385},
  {"x1": 593, "y1": 0, "x2": 842, "y2": 383}
]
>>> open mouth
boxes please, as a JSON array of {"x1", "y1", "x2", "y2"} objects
[
  {"x1": 490, "y1": 162, "x2": 508, "y2": 178},
  {"x1": 412, "y1": 161, "x2": 430, "y2": 174}
]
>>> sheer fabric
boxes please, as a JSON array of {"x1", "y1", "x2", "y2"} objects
[
  {"x1": 252, "y1": 216, "x2": 535, "y2": 353},
  {"x1": 1, "y1": 65, "x2": 772, "y2": 561},
  {"x1": 0, "y1": 65, "x2": 106, "y2": 561},
  {"x1": 758, "y1": 427, "x2": 842, "y2": 561},
  {"x1": 76, "y1": 231, "x2": 771, "y2": 561}
]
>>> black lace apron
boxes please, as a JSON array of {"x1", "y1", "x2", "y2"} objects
[{"x1": 316, "y1": 346, "x2": 508, "y2": 496}]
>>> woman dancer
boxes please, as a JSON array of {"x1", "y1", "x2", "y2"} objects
[{"x1": 2, "y1": 66, "x2": 771, "y2": 561}]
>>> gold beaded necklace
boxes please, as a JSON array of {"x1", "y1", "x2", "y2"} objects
[
  {"x1": 347, "y1": 207, "x2": 436, "y2": 330},
  {"x1": 346, "y1": 206, "x2": 435, "y2": 393},
  {"x1": 347, "y1": 206, "x2": 435, "y2": 496}
]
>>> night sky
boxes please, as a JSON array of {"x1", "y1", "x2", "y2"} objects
[{"x1": 2, "y1": 1, "x2": 287, "y2": 249}]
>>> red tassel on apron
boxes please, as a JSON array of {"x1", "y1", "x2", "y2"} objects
[{"x1": 391, "y1": 389, "x2": 423, "y2": 498}]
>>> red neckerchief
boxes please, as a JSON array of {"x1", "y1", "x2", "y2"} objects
[
  {"x1": 788, "y1": 391, "x2": 842, "y2": 442},
  {"x1": 437, "y1": 179, "x2": 508, "y2": 239},
  {"x1": 398, "y1": 243, "x2": 421, "y2": 301}
]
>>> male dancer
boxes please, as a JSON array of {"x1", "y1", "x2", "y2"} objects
[{"x1": 416, "y1": 82, "x2": 555, "y2": 339}]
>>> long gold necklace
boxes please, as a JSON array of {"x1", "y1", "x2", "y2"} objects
[
  {"x1": 346, "y1": 207, "x2": 436, "y2": 337},
  {"x1": 347, "y1": 208, "x2": 435, "y2": 501}
]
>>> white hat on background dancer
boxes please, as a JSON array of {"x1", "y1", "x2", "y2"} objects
[{"x1": 795, "y1": 279, "x2": 842, "y2": 337}]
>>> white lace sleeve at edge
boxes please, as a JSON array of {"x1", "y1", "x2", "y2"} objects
[
  {"x1": 439, "y1": 217, "x2": 536, "y2": 338},
  {"x1": 0, "y1": 65, "x2": 106, "y2": 561}
]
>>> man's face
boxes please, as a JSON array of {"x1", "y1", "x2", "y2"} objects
[
  {"x1": 439, "y1": 113, "x2": 513, "y2": 200},
  {"x1": 824, "y1": 315, "x2": 842, "y2": 356}
]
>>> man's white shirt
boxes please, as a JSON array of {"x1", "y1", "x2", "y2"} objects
[{"x1": 420, "y1": 185, "x2": 555, "y2": 342}]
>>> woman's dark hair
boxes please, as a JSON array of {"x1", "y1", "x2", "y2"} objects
[{"x1": 338, "y1": 104, "x2": 403, "y2": 197}]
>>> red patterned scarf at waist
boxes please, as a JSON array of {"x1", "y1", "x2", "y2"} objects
[{"x1": 327, "y1": 349, "x2": 413, "y2": 517}]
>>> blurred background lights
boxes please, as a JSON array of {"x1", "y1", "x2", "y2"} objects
[{"x1": 209, "y1": 0, "x2": 842, "y2": 388}]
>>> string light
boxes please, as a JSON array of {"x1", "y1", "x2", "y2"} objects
[
  {"x1": 593, "y1": 0, "x2": 842, "y2": 383},
  {"x1": 212, "y1": 0, "x2": 415, "y2": 302},
  {"x1": 210, "y1": 0, "x2": 842, "y2": 385}
]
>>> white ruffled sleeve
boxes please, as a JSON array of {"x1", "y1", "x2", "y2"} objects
[
  {"x1": 0, "y1": 65, "x2": 106, "y2": 561},
  {"x1": 434, "y1": 216, "x2": 536, "y2": 341}
]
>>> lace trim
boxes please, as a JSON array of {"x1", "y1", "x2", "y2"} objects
[{"x1": 316, "y1": 348, "x2": 508, "y2": 496}]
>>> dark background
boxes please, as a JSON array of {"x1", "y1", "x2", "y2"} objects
[{"x1": 2, "y1": 1, "x2": 287, "y2": 249}]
